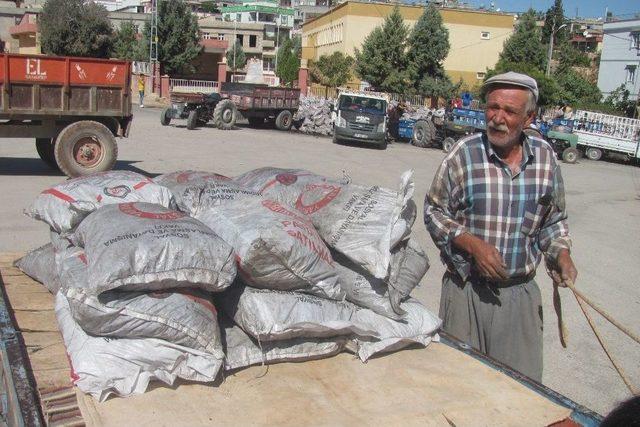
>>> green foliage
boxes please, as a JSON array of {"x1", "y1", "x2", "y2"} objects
[
  {"x1": 39, "y1": 0, "x2": 113, "y2": 58},
  {"x1": 602, "y1": 85, "x2": 637, "y2": 117},
  {"x1": 276, "y1": 37, "x2": 300, "y2": 86},
  {"x1": 112, "y1": 21, "x2": 145, "y2": 61},
  {"x1": 226, "y1": 40, "x2": 246, "y2": 72},
  {"x1": 201, "y1": 1, "x2": 220, "y2": 14},
  {"x1": 310, "y1": 52, "x2": 354, "y2": 87},
  {"x1": 486, "y1": 61, "x2": 560, "y2": 106},
  {"x1": 555, "y1": 41, "x2": 591, "y2": 72},
  {"x1": 354, "y1": 6, "x2": 410, "y2": 93},
  {"x1": 541, "y1": 0, "x2": 567, "y2": 44},
  {"x1": 406, "y1": 4, "x2": 456, "y2": 98},
  {"x1": 553, "y1": 68, "x2": 601, "y2": 105},
  {"x1": 139, "y1": 0, "x2": 202, "y2": 75},
  {"x1": 498, "y1": 9, "x2": 547, "y2": 72}
]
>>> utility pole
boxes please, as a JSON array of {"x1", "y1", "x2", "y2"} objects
[
  {"x1": 546, "y1": 18, "x2": 567, "y2": 76},
  {"x1": 149, "y1": 0, "x2": 159, "y2": 94}
]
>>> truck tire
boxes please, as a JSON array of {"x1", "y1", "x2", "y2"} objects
[
  {"x1": 186, "y1": 110, "x2": 198, "y2": 130},
  {"x1": 35, "y1": 138, "x2": 59, "y2": 170},
  {"x1": 585, "y1": 147, "x2": 603, "y2": 161},
  {"x1": 248, "y1": 117, "x2": 264, "y2": 127},
  {"x1": 160, "y1": 108, "x2": 172, "y2": 126},
  {"x1": 213, "y1": 99, "x2": 237, "y2": 130},
  {"x1": 411, "y1": 120, "x2": 436, "y2": 148},
  {"x1": 377, "y1": 139, "x2": 388, "y2": 150},
  {"x1": 275, "y1": 110, "x2": 293, "y2": 131},
  {"x1": 54, "y1": 121, "x2": 117, "y2": 178},
  {"x1": 562, "y1": 147, "x2": 579, "y2": 164},
  {"x1": 442, "y1": 137, "x2": 455, "y2": 153}
]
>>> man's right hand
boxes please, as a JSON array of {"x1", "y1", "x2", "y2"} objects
[{"x1": 454, "y1": 233, "x2": 508, "y2": 281}]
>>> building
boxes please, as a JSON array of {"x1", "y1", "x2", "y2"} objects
[
  {"x1": 301, "y1": 1, "x2": 516, "y2": 87},
  {"x1": 567, "y1": 18, "x2": 603, "y2": 53},
  {"x1": 597, "y1": 18, "x2": 640, "y2": 101},
  {"x1": 221, "y1": 0, "x2": 295, "y2": 29}
]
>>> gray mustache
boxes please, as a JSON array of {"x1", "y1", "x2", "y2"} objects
[{"x1": 488, "y1": 123, "x2": 508, "y2": 132}]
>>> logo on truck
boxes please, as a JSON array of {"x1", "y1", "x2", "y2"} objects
[
  {"x1": 355, "y1": 116, "x2": 370, "y2": 124},
  {"x1": 25, "y1": 58, "x2": 47, "y2": 81}
]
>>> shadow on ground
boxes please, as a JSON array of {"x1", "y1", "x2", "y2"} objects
[{"x1": 0, "y1": 158, "x2": 155, "y2": 177}]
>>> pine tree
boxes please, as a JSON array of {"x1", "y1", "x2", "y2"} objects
[
  {"x1": 310, "y1": 52, "x2": 354, "y2": 88},
  {"x1": 112, "y1": 21, "x2": 145, "y2": 61},
  {"x1": 497, "y1": 9, "x2": 547, "y2": 72},
  {"x1": 406, "y1": 4, "x2": 456, "y2": 98},
  {"x1": 276, "y1": 37, "x2": 300, "y2": 86},
  {"x1": 226, "y1": 40, "x2": 246, "y2": 72},
  {"x1": 354, "y1": 6, "x2": 410, "y2": 93},
  {"x1": 542, "y1": 0, "x2": 567, "y2": 45}
]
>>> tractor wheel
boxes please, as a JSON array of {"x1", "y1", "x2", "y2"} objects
[
  {"x1": 35, "y1": 138, "x2": 59, "y2": 170},
  {"x1": 275, "y1": 110, "x2": 293, "y2": 131},
  {"x1": 186, "y1": 110, "x2": 198, "y2": 130},
  {"x1": 442, "y1": 137, "x2": 455, "y2": 153},
  {"x1": 160, "y1": 108, "x2": 172, "y2": 126},
  {"x1": 585, "y1": 147, "x2": 603, "y2": 161},
  {"x1": 411, "y1": 120, "x2": 436, "y2": 148},
  {"x1": 562, "y1": 147, "x2": 579, "y2": 164},
  {"x1": 213, "y1": 99, "x2": 237, "y2": 130},
  {"x1": 54, "y1": 121, "x2": 117, "y2": 177}
]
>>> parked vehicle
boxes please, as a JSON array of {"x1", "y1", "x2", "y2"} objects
[
  {"x1": 333, "y1": 91, "x2": 389, "y2": 149},
  {"x1": 0, "y1": 53, "x2": 133, "y2": 177},
  {"x1": 400, "y1": 107, "x2": 483, "y2": 152},
  {"x1": 162, "y1": 82, "x2": 300, "y2": 131}
]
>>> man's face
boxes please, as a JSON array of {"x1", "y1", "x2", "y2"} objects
[{"x1": 485, "y1": 87, "x2": 534, "y2": 150}]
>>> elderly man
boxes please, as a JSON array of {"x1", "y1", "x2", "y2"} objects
[{"x1": 424, "y1": 72, "x2": 577, "y2": 381}]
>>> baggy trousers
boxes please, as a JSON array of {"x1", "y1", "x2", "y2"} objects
[{"x1": 439, "y1": 271, "x2": 543, "y2": 382}]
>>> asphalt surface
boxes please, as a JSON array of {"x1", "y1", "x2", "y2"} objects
[{"x1": 1, "y1": 105, "x2": 638, "y2": 416}]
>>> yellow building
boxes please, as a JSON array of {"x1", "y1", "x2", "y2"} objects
[{"x1": 301, "y1": 2, "x2": 516, "y2": 87}]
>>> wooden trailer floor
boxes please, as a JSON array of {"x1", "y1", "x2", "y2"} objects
[{"x1": 1, "y1": 253, "x2": 576, "y2": 427}]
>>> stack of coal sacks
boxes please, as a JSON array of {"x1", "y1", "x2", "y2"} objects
[{"x1": 293, "y1": 95, "x2": 335, "y2": 136}]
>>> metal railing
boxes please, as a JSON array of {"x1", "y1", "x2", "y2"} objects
[
  {"x1": 574, "y1": 110, "x2": 640, "y2": 141},
  {"x1": 231, "y1": 74, "x2": 281, "y2": 86},
  {"x1": 169, "y1": 78, "x2": 219, "y2": 94}
]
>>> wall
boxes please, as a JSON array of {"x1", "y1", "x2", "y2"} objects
[{"x1": 597, "y1": 19, "x2": 640, "y2": 101}]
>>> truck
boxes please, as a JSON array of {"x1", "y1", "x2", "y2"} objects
[
  {"x1": 0, "y1": 53, "x2": 132, "y2": 177},
  {"x1": 333, "y1": 91, "x2": 389, "y2": 149},
  {"x1": 161, "y1": 82, "x2": 300, "y2": 131},
  {"x1": 0, "y1": 252, "x2": 603, "y2": 426}
]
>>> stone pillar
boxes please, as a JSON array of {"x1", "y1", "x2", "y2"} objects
[
  {"x1": 154, "y1": 63, "x2": 161, "y2": 96},
  {"x1": 160, "y1": 75, "x2": 170, "y2": 98},
  {"x1": 217, "y1": 61, "x2": 227, "y2": 86},
  {"x1": 298, "y1": 67, "x2": 309, "y2": 95}
]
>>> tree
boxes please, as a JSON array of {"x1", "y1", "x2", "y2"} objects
[
  {"x1": 555, "y1": 42, "x2": 591, "y2": 73},
  {"x1": 39, "y1": 0, "x2": 113, "y2": 58},
  {"x1": 553, "y1": 68, "x2": 601, "y2": 106},
  {"x1": 354, "y1": 6, "x2": 410, "y2": 93},
  {"x1": 497, "y1": 9, "x2": 547, "y2": 72},
  {"x1": 139, "y1": 0, "x2": 202, "y2": 75},
  {"x1": 226, "y1": 40, "x2": 246, "y2": 72},
  {"x1": 406, "y1": 4, "x2": 456, "y2": 98},
  {"x1": 541, "y1": 0, "x2": 567, "y2": 45},
  {"x1": 486, "y1": 61, "x2": 561, "y2": 107},
  {"x1": 603, "y1": 85, "x2": 637, "y2": 117},
  {"x1": 310, "y1": 52, "x2": 354, "y2": 88},
  {"x1": 275, "y1": 37, "x2": 300, "y2": 86},
  {"x1": 112, "y1": 21, "x2": 145, "y2": 61}
]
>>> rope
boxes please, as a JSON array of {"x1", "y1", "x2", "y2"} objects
[
  {"x1": 552, "y1": 283, "x2": 568, "y2": 348},
  {"x1": 564, "y1": 280, "x2": 639, "y2": 395}
]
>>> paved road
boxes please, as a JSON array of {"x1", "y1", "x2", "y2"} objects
[{"x1": 1, "y1": 105, "x2": 638, "y2": 416}]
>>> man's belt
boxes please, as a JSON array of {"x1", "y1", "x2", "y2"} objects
[{"x1": 448, "y1": 269, "x2": 535, "y2": 288}]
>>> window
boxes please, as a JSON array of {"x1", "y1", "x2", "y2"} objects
[
  {"x1": 202, "y1": 32, "x2": 211, "y2": 39},
  {"x1": 631, "y1": 32, "x2": 640, "y2": 49},
  {"x1": 625, "y1": 65, "x2": 637, "y2": 83},
  {"x1": 481, "y1": 31, "x2": 490, "y2": 39},
  {"x1": 249, "y1": 35, "x2": 257, "y2": 47},
  {"x1": 249, "y1": 12, "x2": 257, "y2": 22},
  {"x1": 236, "y1": 13, "x2": 241, "y2": 22},
  {"x1": 216, "y1": 33, "x2": 225, "y2": 41},
  {"x1": 476, "y1": 71, "x2": 486, "y2": 79},
  {"x1": 236, "y1": 34, "x2": 244, "y2": 46}
]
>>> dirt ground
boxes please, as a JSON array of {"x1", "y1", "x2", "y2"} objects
[{"x1": 1, "y1": 105, "x2": 638, "y2": 416}]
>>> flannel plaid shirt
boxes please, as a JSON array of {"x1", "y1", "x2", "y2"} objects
[{"x1": 424, "y1": 132, "x2": 571, "y2": 281}]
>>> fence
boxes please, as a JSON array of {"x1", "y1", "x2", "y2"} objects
[
  {"x1": 305, "y1": 84, "x2": 433, "y2": 107},
  {"x1": 231, "y1": 74, "x2": 281, "y2": 86},
  {"x1": 169, "y1": 78, "x2": 219, "y2": 94}
]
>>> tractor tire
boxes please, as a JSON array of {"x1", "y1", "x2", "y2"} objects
[
  {"x1": 54, "y1": 121, "x2": 117, "y2": 177},
  {"x1": 160, "y1": 108, "x2": 172, "y2": 126},
  {"x1": 411, "y1": 120, "x2": 436, "y2": 148},
  {"x1": 442, "y1": 137, "x2": 455, "y2": 153},
  {"x1": 248, "y1": 117, "x2": 264, "y2": 127},
  {"x1": 36, "y1": 138, "x2": 59, "y2": 170},
  {"x1": 275, "y1": 110, "x2": 293, "y2": 131},
  {"x1": 562, "y1": 147, "x2": 579, "y2": 164},
  {"x1": 585, "y1": 147, "x2": 603, "y2": 161},
  {"x1": 186, "y1": 110, "x2": 198, "y2": 130},
  {"x1": 213, "y1": 99, "x2": 237, "y2": 130}
]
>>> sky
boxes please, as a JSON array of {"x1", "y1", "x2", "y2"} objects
[{"x1": 468, "y1": 0, "x2": 639, "y2": 19}]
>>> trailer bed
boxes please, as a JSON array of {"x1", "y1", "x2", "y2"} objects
[{"x1": 0, "y1": 253, "x2": 599, "y2": 426}]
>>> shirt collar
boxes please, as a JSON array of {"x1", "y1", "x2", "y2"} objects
[{"x1": 483, "y1": 132, "x2": 535, "y2": 168}]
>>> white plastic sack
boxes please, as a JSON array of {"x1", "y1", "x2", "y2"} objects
[
  {"x1": 59, "y1": 249, "x2": 223, "y2": 354},
  {"x1": 13, "y1": 243, "x2": 60, "y2": 294},
  {"x1": 72, "y1": 202, "x2": 236, "y2": 294},
  {"x1": 56, "y1": 294, "x2": 222, "y2": 402},
  {"x1": 221, "y1": 316, "x2": 345, "y2": 371},
  {"x1": 26, "y1": 171, "x2": 174, "y2": 234},
  {"x1": 153, "y1": 170, "x2": 258, "y2": 214},
  {"x1": 388, "y1": 237, "x2": 430, "y2": 315},
  {"x1": 196, "y1": 198, "x2": 343, "y2": 300},
  {"x1": 234, "y1": 167, "x2": 416, "y2": 278},
  {"x1": 218, "y1": 285, "x2": 373, "y2": 341},
  {"x1": 352, "y1": 298, "x2": 442, "y2": 362}
]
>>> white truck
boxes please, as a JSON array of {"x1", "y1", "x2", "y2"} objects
[{"x1": 572, "y1": 110, "x2": 640, "y2": 161}]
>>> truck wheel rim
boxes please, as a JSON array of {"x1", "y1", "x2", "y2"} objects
[
  {"x1": 73, "y1": 137, "x2": 103, "y2": 167},
  {"x1": 222, "y1": 109, "x2": 233, "y2": 123},
  {"x1": 566, "y1": 152, "x2": 576, "y2": 162},
  {"x1": 283, "y1": 116, "x2": 290, "y2": 127}
]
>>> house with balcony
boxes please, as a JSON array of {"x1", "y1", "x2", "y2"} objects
[{"x1": 596, "y1": 17, "x2": 640, "y2": 101}]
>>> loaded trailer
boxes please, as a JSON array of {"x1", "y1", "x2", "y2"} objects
[
  {"x1": 0, "y1": 253, "x2": 602, "y2": 426},
  {"x1": 0, "y1": 53, "x2": 132, "y2": 177}
]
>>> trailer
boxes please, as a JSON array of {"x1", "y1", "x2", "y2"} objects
[
  {"x1": 0, "y1": 253, "x2": 602, "y2": 426},
  {"x1": 572, "y1": 110, "x2": 640, "y2": 161},
  {"x1": 0, "y1": 53, "x2": 132, "y2": 177}
]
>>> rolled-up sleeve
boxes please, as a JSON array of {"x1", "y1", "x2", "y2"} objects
[
  {"x1": 424, "y1": 158, "x2": 469, "y2": 279},
  {"x1": 538, "y1": 164, "x2": 572, "y2": 262}
]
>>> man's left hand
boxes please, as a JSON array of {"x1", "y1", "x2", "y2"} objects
[{"x1": 549, "y1": 249, "x2": 578, "y2": 287}]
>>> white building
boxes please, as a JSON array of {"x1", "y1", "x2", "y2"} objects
[{"x1": 597, "y1": 18, "x2": 640, "y2": 101}]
